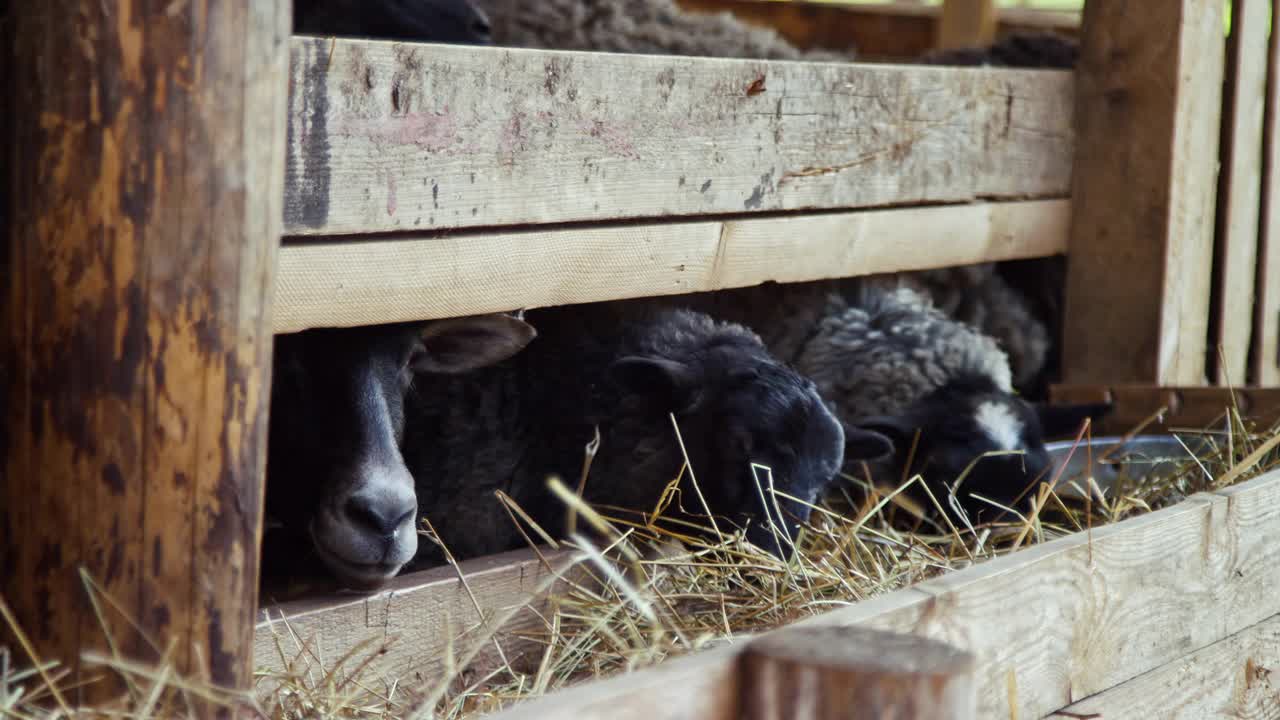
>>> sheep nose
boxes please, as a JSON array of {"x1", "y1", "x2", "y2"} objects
[{"x1": 344, "y1": 492, "x2": 416, "y2": 539}]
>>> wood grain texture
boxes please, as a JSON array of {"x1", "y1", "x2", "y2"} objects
[
  {"x1": 489, "y1": 469, "x2": 1280, "y2": 720},
  {"x1": 1061, "y1": 0, "x2": 1225, "y2": 385},
  {"x1": 255, "y1": 547, "x2": 578, "y2": 691},
  {"x1": 673, "y1": 0, "x2": 1078, "y2": 61},
  {"x1": 282, "y1": 38, "x2": 1074, "y2": 236},
  {"x1": 1254, "y1": 4, "x2": 1280, "y2": 386},
  {"x1": 937, "y1": 0, "x2": 998, "y2": 52},
  {"x1": 273, "y1": 199, "x2": 1068, "y2": 333},
  {"x1": 1210, "y1": 0, "x2": 1269, "y2": 386},
  {"x1": 2, "y1": 0, "x2": 289, "y2": 701},
  {"x1": 739, "y1": 626, "x2": 975, "y2": 719},
  {"x1": 1052, "y1": 613, "x2": 1280, "y2": 719},
  {"x1": 1049, "y1": 383, "x2": 1280, "y2": 435}
]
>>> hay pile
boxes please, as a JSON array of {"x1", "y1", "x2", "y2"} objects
[{"x1": 4, "y1": 403, "x2": 1279, "y2": 719}]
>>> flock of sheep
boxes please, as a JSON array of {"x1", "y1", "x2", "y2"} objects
[{"x1": 267, "y1": 0, "x2": 1106, "y2": 591}]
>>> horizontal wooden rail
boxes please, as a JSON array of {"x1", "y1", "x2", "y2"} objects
[
  {"x1": 484, "y1": 468, "x2": 1280, "y2": 719},
  {"x1": 255, "y1": 547, "x2": 576, "y2": 687},
  {"x1": 1049, "y1": 383, "x2": 1280, "y2": 433},
  {"x1": 1053, "y1": 612, "x2": 1280, "y2": 718},
  {"x1": 674, "y1": 0, "x2": 1078, "y2": 61},
  {"x1": 273, "y1": 199, "x2": 1068, "y2": 333},
  {"x1": 283, "y1": 37, "x2": 1074, "y2": 237}
]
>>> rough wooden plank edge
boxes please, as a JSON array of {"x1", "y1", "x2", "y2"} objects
[
  {"x1": 1048, "y1": 383, "x2": 1280, "y2": 434},
  {"x1": 283, "y1": 37, "x2": 1074, "y2": 236},
  {"x1": 487, "y1": 468, "x2": 1280, "y2": 719},
  {"x1": 253, "y1": 547, "x2": 577, "y2": 688},
  {"x1": 1210, "y1": 0, "x2": 1269, "y2": 386},
  {"x1": 1048, "y1": 612, "x2": 1280, "y2": 719},
  {"x1": 273, "y1": 199, "x2": 1068, "y2": 333},
  {"x1": 1253, "y1": 0, "x2": 1280, "y2": 386}
]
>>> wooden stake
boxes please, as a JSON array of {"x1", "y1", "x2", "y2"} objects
[
  {"x1": 1061, "y1": 0, "x2": 1225, "y2": 385},
  {"x1": 2, "y1": 0, "x2": 290, "y2": 708},
  {"x1": 737, "y1": 626, "x2": 975, "y2": 719},
  {"x1": 937, "y1": 0, "x2": 997, "y2": 51}
]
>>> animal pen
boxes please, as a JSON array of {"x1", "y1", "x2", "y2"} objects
[{"x1": 7, "y1": 0, "x2": 1280, "y2": 717}]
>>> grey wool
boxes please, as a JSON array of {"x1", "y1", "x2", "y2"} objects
[
  {"x1": 471, "y1": 0, "x2": 852, "y2": 61},
  {"x1": 883, "y1": 267, "x2": 1051, "y2": 392},
  {"x1": 789, "y1": 283, "x2": 1014, "y2": 418}
]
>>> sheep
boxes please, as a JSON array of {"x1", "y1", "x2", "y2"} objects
[
  {"x1": 622, "y1": 279, "x2": 1105, "y2": 526},
  {"x1": 401, "y1": 301, "x2": 894, "y2": 567},
  {"x1": 787, "y1": 281, "x2": 1107, "y2": 526},
  {"x1": 469, "y1": 0, "x2": 851, "y2": 61},
  {"x1": 293, "y1": 0, "x2": 495, "y2": 44},
  {"x1": 262, "y1": 314, "x2": 537, "y2": 590}
]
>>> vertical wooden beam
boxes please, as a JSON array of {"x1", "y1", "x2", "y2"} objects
[
  {"x1": 738, "y1": 626, "x2": 975, "y2": 719},
  {"x1": 1254, "y1": 2, "x2": 1280, "y2": 386},
  {"x1": 1061, "y1": 0, "x2": 1225, "y2": 386},
  {"x1": 1211, "y1": 0, "x2": 1269, "y2": 385},
  {"x1": 937, "y1": 0, "x2": 998, "y2": 51},
  {"x1": 2, "y1": 0, "x2": 290, "y2": 706}
]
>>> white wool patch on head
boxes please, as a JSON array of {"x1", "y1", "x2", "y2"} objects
[{"x1": 974, "y1": 400, "x2": 1024, "y2": 451}]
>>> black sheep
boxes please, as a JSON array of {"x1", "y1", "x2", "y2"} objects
[{"x1": 402, "y1": 303, "x2": 894, "y2": 566}]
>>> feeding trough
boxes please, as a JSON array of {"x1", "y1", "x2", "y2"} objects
[{"x1": 1042, "y1": 433, "x2": 1216, "y2": 499}]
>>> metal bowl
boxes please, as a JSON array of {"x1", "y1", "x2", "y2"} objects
[{"x1": 1042, "y1": 434, "x2": 1213, "y2": 498}]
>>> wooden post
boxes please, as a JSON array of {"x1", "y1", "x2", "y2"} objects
[
  {"x1": 737, "y1": 626, "x2": 975, "y2": 719},
  {"x1": 1254, "y1": 1, "x2": 1280, "y2": 386},
  {"x1": 2, "y1": 0, "x2": 290, "y2": 707},
  {"x1": 936, "y1": 0, "x2": 997, "y2": 51},
  {"x1": 1059, "y1": 0, "x2": 1225, "y2": 386},
  {"x1": 1210, "y1": 0, "x2": 1269, "y2": 386}
]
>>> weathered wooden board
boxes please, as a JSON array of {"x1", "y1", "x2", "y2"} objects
[
  {"x1": 255, "y1": 547, "x2": 576, "y2": 688},
  {"x1": 283, "y1": 37, "x2": 1074, "y2": 236},
  {"x1": 1254, "y1": 5, "x2": 1280, "y2": 386},
  {"x1": 489, "y1": 469, "x2": 1280, "y2": 720},
  {"x1": 273, "y1": 199, "x2": 1067, "y2": 333},
  {"x1": 1211, "y1": 0, "x2": 1269, "y2": 385},
  {"x1": 3, "y1": 0, "x2": 290, "y2": 702},
  {"x1": 1053, "y1": 613, "x2": 1280, "y2": 719},
  {"x1": 1061, "y1": 0, "x2": 1225, "y2": 385}
]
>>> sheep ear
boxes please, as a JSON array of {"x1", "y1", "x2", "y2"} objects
[
  {"x1": 842, "y1": 427, "x2": 895, "y2": 463},
  {"x1": 1035, "y1": 402, "x2": 1113, "y2": 439},
  {"x1": 609, "y1": 356, "x2": 701, "y2": 413},
  {"x1": 412, "y1": 314, "x2": 537, "y2": 374}
]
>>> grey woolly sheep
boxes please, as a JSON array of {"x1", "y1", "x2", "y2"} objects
[
  {"x1": 788, "y1": 282, "x2": 1106, "y2": 526},
  {"x1": 402, "y1": 302, "x2": 893, "y2": 567},
  {"x1": 470, "y1": 0, "x2": 852, "y2": 61}
]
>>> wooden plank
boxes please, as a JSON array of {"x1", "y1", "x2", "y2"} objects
[
  {"x1": 937, "y1": 0, "x2": 998, "y2": 52},
  {"x1": 491, "y1": 469, "x2": 1280, "y2": 720},
  {"x1": 1061, "y1": 0, "x2": 1226, "y2": 385},
  {"x1": 273, "y1": 199, "x2": 1068, "y2": 333},
  {"x1": 673, "y1": 0, "x2": 1078, "y2": 61},
  {"x1": 1211, "y1": 0, "x2": 1269, "y2": 385},
  {"x1": 282, "y1": 38, "x2": 1074, "y2": 237},
  {"x1": 740, "y1": 626, "x2": 976, "y2": 719},
  {"x1": 2, "y1": 0, "x2": 289, "y2": 703},
  {"x1": 1049, "y1": 383, "x2": 1280, "y2": 434},
  {"x1": 1254, "y1": 5, "x2": 1280, "y2": 386},
  {"x1": 1052, "y1": 613, "x2": 1280, "y2": 719},
  {"x1": 255, "y1": 547, "x2": 577, "y2": 689}
]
